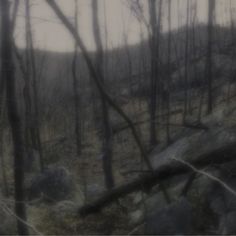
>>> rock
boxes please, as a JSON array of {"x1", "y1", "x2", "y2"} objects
[
  {"x1": 146, "y1": 197, "x2": 193, "y2": 235},
  {"x1": 28, "y1": 166, "x2": 75, "y2": 202},
  {"x1": 129, "y1": 209, "x2": 144, "y2": 225},
  {"x1": 151, "y1": 126, "x2": 236, "y2": 170},
  {"x1": 219, "y1": 211, "x2": 236, "y2": 234},
  {"x1": 210, "y1": 195, "x2": 226, "y2": 216},
  {"x1": 146, "y1": 192, "x2": 169, "y2": 215},
  {"x1": 52, "y1": 200, "x2": 78, "y2": 221},
  {"x1": 207, "y1": 163, "x2": 236, "y2": 216},
  {"x1": 132, "y1": 191, "x2": 145, "y2": 205},
  {"x1": 86, "y1": 184, "x2": 105, "y2": 201}
]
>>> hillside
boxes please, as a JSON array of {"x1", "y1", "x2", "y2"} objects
[{"x1": 1, "y1": 9, "x2": 236, "y2": 234}]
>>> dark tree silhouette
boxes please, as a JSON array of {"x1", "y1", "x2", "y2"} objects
[
  {"x1": 148, "y1": 0, "x2": 162, "y2": 147},
  {"x1": 183, "y1": 0, "x2": 190, "y2": 122},
  {"x1": 72, "y1": 0, "x2": 82, "y2": 156},
  {"x1": 25, "y1": 0, "x2": 44, "y2": 171},
  {"x1": 92, "y1": 0, "x2": 114, "y2": 189},
  {"x1": 166, "y1": 0, "x2": 172, "y2": 144},
  {"x1": 0, "y1": 0, "x2": 29, "y2": 234},
  {"x1": 206, "y1": 0, "x2": 215, "y2": 114}
]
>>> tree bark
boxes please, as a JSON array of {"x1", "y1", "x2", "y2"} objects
[
  {"x1": 92, "y1": 0, "x2": 114, "y2": 189},
  {"x1": 206, "y1": 0, "x2": 215, "y2": 114},
  {"x1": 148, "y1": 0, "x2": 161, "y2": 147},
  {"x1": 166, "y1": 0, "x2": 172, "y2": 144},
  {"x1": 183, "y1": 0, "x2": 190, "y2": 122},
  {"x1": 72, "y1": 0, "x2": 82, "y2": 156},
  {"x1": 1, "y1": 0, "x2": 29, "y2": 234}
]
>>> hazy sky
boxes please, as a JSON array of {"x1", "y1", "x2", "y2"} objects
[{"x1": 13, "y1": 0, "x2": 235, "y2": 52}]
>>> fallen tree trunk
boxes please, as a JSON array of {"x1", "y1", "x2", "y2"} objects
[
  {"x1": 78, "y1": 142, "x2": 236, "y2": 217},
  {"x1": 113, "y1": 120, "x2": 208, "y2": 134}
]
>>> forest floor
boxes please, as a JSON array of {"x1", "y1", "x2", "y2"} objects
[{"x1": 1, "y1": 82, "x2": 236, "y2": 234}]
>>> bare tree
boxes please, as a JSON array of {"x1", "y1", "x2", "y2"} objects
[
  {"x1": 206, "y1": 0, "x2": 215, "y2": 114},
  {"x1": 227, "y1": 0, "x2": 234, "y2": 103},
  {"x1": 25, "y1": 0, "x2": 44, "y2": 171},
  {"x1": 166, "y1": 0, "x2": 172, "y2": 144},
  {"x1": 72, "y1": 0, "x2": 82, "y2": 156},
  {"x1": 19, "y1": 0, "x2": 45, "y2": 172},
  {"x1": 148, "y1": 0, "x2": 162, "y2": 147},
  {"x1": 0, "y1": 0, "x2": 29, "y2": 234},
  {"x1": 24, "y1": 0, "x2": 34, "y2": 171},
  {"x1": 0, "y1": 90, "x2": 9, "y2": 196},
  {"x1": 46, "y1": 0, "x2": 153, "y2": 171},
  {"x1": 183, "y1": 0, "x2": 190, "y2": 122},
  {"x1": 92, "y1": 0, "x2": 114, "y2": 189}
]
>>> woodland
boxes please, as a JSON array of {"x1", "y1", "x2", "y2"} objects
[{"x1": 0, "y1": 0, "x2": 236, "y2": 235}]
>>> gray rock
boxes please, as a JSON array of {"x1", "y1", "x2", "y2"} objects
[
  {"x1": 146, "y1": 197, "x2": 193, "y2": 235},
  {"x1": 146, "y1": 192, "x2": 169, "y2": 215},
  {"x1": 132, "y1": 191, "x2": 146, "y2": 205},
  {"x1": 210, "y1": 195, "x2": 226, "y2": 216},
  {"x1": 130, "y1": 209, "x2": 144, "y2": 225},
  {"x1": 86, "y1": 184, "x2": 105, "y2": 201},
  {"x1": 28, "y1": 166, "x2": 75, "y2": 202},
  {"x1": 52, "y1": 200, "x2": 78, "y2": 221},
  {"x1": 151, "y1": 126, "x2": 236, "y2": 170},
  {"x1": 207, "y1": 165, "x2": 236, "y2": 216},
  {"x1": 219, "y1": 211, "x2": 236, "y2": 234}
]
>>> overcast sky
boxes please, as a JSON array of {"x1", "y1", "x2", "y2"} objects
[{"x1": 13, "y1": 0, "x2": 235, "y2": 52}]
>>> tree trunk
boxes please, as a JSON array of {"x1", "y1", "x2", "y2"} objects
[
  {"x1": 92, "y1": 0, "x2": 114, "y2": 189},
  {"x1": 183, "y1": 0, "x2": 190, "y2": 122},
  {"x1": 24, "y1": 0, "x2": 44, "y2": 171},
  {"x1": 206, "y1": 0, "x2": 215, "y2": 114},
  {"x1": 72, "y1": 0, "x2": 82, "y2": 156},
  {"x1": 1, "y1": 0, "x2": 29, "y2": 234},
  {"x1": 166, "y1": 0, "x2": 172, "y2": 144},
  {"x1": 148, "y1": 0, "x2": 162, "y2": 147}
]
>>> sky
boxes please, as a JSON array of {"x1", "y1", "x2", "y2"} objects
[{"x1": 13, "y1": 0, "x2": 235, "y2": 52}]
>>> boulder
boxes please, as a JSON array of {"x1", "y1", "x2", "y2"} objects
[
  {"x1": 28, "y1": 166, "x2": 75, "y2": 202},
  {"x1": 219, "y1": 211, "x2": 236, "y2": 234},
  {"x1": 52, "y1": 200, "x2": 79, "y2": 222},
  {"x1": 145, "y1": 197, "x2": 193, "y2": 235},
  {"x1": 145, "y1": 192, "x2": 169, "y2": 215},
  {"x1": 129, "y1": 209, "x2": 144, "y2": 225},
  {"x1": 151, "y1": 126, "x2": 236, "y2": 170},
  {"x1": 86, "y1": 184, "x2": 105, "y2": 201}
]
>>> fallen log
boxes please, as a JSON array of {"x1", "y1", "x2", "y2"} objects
[
  {"x1": 113, "y1": 119, "x2": 208, "y2": 135},
  {"x1": 78, "y1": 142, "x2": 236, "y2": 217},
  {"x1": 183, "y1": 121, "x2": 209, "y2": 131},
  {"x1": 111, "y1": 109, "x2": 183, "y2": 135}
]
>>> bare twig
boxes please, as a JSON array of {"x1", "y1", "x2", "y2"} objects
[
  {"x1": 172, "y1": 157, "x2": 236, "y2": 197},
  {"x1": 0, "y1": 201, "x2": 43, "y2": 235}
]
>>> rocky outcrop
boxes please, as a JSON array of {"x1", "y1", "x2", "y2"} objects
[{"x1": 143, "y1": 112, "x2": 236, "y2": 234}]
